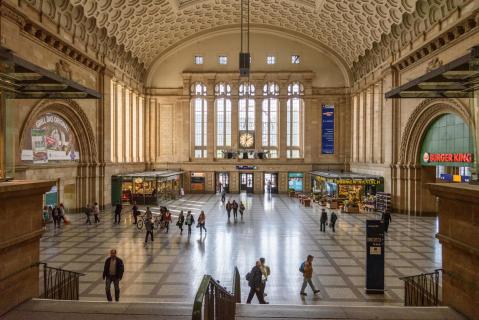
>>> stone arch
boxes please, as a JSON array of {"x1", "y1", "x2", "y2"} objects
[
  {"x1": 394, "y1": 98, "x2": 473, "y2": 216},
  {"x1": 19, "y1": 99, "x2": 98, "y2": 211},
  {"x1": 399, "y1": 98, "x2": 472, "y2": 165},
  {"x1": 19, "y1": 99, "x2": 98, "y2": 164}
]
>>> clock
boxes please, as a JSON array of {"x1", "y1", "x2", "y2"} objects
[{"x1": 239, "y1": 132, "x2": 255, "y2": 148}]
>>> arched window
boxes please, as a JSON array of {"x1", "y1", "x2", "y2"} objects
[
  {"x1": 287, "y1": 82, "x2": 304, "y2": 158},
  {"x1": 191, "y1": 82, "x2": 207, "y2": 158},
  {"x1": 239, "y1": 82, "x2": 255, "y2": 132},
  {"x1": 215, "y1": 82, "x2": 232, "y2": 158},
  {"x1": 262, "y1": 82, "x2": 279, "y2": 158}
]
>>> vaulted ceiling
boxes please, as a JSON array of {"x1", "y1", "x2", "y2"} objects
[{"x1": 69, "y1": 0, "x2": 419, "y2": 68}]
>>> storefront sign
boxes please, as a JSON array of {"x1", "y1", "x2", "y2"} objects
[
  {"x1": 321, "y1": 104, "x2": 334, "y2": 154},
  {"x1": 315, "y1": 175, "x2": 382, "y2": 185},
  {"x1": 236, "y1": 165, "x2": 257, "y2": 170},
  {"x1": 21, "y1": 113, "x2": 79, "y2": 163},
  {"x1": 423, "y1": 152, "x2": 473, "y2": 164}
]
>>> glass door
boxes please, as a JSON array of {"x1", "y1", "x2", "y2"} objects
[
  {"x1": 240, "y1": 173, "x2": 254, "y2": 193},
  {"x1": 264, "y1": 173, "x2": 278, "y2": 193},
  {"x1": 217, "y1": 172, "x2": 229, "y2": 193}
]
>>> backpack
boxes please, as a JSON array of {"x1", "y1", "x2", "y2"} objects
[
  {"x1": 245, "y1": 272, "x2": 251, "y2": 281},
  {"x1": 299, "y1": 262, "x2": 305, "y2": 273}
]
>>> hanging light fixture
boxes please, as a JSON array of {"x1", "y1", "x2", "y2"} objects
[{"x1": 239, "y1": 0, "x2": 250, "y2": 77}]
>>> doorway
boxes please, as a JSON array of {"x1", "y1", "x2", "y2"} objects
[
  {"x1": 216, "y1": 172, "x2": 230, "y2": 193},
  {"x1": 264, "y1": 173, "x2": 278, "y2": 193},
  {"x1": 240, "y1": 173, "x2": 254, "y2": 193}
]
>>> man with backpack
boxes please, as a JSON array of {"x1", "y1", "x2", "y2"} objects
[
  {"x1": 246, "y1": 261, "x2": 268, "y2": 304},
  {"x1": 299, "y1": 255, "x2": 320, "y2": 296},
  {"x1": 330, "y1": 211, "x2": 338, "y2": 232}
]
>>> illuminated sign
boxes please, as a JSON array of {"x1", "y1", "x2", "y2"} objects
[
  {"x1": 314, "y1": 176, "x2": 382, "y2": 185},
  {"x1": 236, "y1": 165, "x2": 256, "y2": 170},
  {"x1": 423, "y1": 152, "x2": 473, "y2": 163}
]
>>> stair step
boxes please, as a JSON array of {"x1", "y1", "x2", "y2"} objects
[
  {"x1": 235, "y1": 304, "x2": 467, "y2": 320},
  {"x1": 1, "y1": 299, "x2": 192, "y2": 320}
]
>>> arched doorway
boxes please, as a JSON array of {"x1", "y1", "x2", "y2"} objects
[
  {"x1": 17, "y1": 99, "x2": 98, "y2": 211},
  {"x1": 395, "y1": 99, "x2": 475, "y2": 216}
]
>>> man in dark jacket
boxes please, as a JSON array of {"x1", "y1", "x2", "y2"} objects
[
  {"x1": 246, "y1": 260, "x2": 268, "y2": 304},
  {"x1": 320, "y1": 209, "x2": 328, "y2": 232},
  {"x1": 103, "y1": 249, "x2": 124, "y2": 302},
  {"x1": 114, "y1": 203, "x2": 122, "y2": 224}
]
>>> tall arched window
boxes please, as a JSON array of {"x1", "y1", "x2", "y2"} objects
[
  {"x1": 192, "y1": 82, "x2": 207, "y2": 158},
  {"x1": 287, "y1": 82, "x2": 304, "y2": 158},
  {"x1": 239, "y1": 82, "x2": 255, "y2": 132},
  {"x1": 262, "y1": 82, "x2": 279, "y2": 158},
  {"x1": 215, "y1": 82, "x2": 232, "y2": 158}
]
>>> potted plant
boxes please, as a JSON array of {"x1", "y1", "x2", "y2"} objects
[{"x1": 288, "y1": 188, "x2": 296, "y2": 197}]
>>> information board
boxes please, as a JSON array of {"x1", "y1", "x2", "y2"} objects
[
  {"x1": 366, "y1": 219, "x2": 384, "y2": 293},
  {"x1": 321, "y1": 104, "x2": 335, "y2": 154}
]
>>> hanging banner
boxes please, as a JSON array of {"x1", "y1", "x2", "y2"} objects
[{"x1": 321, "y1": 104, "x2": 334, "y2": 154}]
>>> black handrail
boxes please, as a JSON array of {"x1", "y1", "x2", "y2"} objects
[
  {"x1": 39, "y1": 263, "x2": 85, "y2": 300},
  {"x1": 399, "y1": 269, "x2": 442, "y2": 306},
  {"x1": 192, "y1": 266, "x2": 240, "y2": 320}
]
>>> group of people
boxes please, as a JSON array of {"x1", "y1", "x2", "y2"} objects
[
  {"x1": 42, "y1": 203, "x2": 67, "y2": 228},
  {"x1": 319, "y1": 208, "x2": 338, "y2": 232},
  {"x1": 83, "y1": 202, "x2": 101, "y2": 224},
  {"x1": 224, "y1": 198, "x2": 246, "y2": 220}
]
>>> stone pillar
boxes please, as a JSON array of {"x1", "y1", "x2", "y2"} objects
[
  {"x1": 428, "y1": 183, "x2": 479, "y2": 320},
  {"x1": 0, "y1": 180, "x2": 55, "y2": 316}
]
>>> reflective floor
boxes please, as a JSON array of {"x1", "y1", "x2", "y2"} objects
[{"x1": 40, "y1": 194, "x2": 442, "y2": 305}]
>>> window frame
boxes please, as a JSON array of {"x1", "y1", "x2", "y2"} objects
[
  {"x1": 286, "y1": 82, "x2": 304, "y2": 159},
  {"x1": 191, "y1": 82, "x2": 208, "y2": 158},
  {"x1": 215, "y1": 82, "x2": 232, "y2": 158},
  {"x1": 262, "y1": 82, "x2": 279, "y2": 158}
]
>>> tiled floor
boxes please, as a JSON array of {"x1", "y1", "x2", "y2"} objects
[{"x1": 40, "y1": 194, "x2": 442, "y2": 305}]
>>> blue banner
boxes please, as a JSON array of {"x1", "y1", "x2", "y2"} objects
[{"x1": 322, "y1": 104, "x2": 335, "y2": 154}]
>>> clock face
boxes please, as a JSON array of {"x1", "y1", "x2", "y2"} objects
[{"x1": 239, "y1": 132, "x2": 254, "y2": 148}]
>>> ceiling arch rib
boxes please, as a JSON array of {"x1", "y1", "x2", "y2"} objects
[{"x1": 68, "y1": 0, "x2": 419, "y2": 68}]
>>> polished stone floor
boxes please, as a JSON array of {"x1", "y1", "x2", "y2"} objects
[{"x1": 39, "y1": 194, "x2": 442, "y2": 306}]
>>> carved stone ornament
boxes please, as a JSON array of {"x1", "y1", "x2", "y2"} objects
[
  {"x1": 55, "y1": 60, "x2": 72, "y2": 80},
  {"x1": 426, "y1": 57, "x2": 443, "y2": 73}
]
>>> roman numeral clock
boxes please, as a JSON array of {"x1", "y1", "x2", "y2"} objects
[{"x1": 239, "y1": 131, "x2": 255, "y2": 149}]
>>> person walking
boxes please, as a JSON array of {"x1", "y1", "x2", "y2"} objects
[
  {"x1": 198, "y1": 210, "x2": 207, "y2": 234},
  {"x1": 320, "y1": 209, "x2": 328, "y2": 232},
  {"x1": 103, "y1": 249, "x2": 124, "y2": 302},
  {"x1": 84, "y1": 203, "x2": 92, "y2": 224},
  {"x1": 225, "y1": 201, "x2": 232, "y2": 219},
  {"x1": 221, "y1": 188, "x2": 226, "y2": 203},
  {"x1": 52, "y1": 205, "x2": 60, "y2": 228},
  {"x1": 164, "y1": 209, "x2": 172, "y2": 233},
  {"x1": 114, "y1": 203, "x2": 122, "y2": 224},
  {"x1": 185, "y1": 211, "x2": 195, "y2": 235},
  {"x1": 42, "y1": 206, "x2": 49, "y2": 230},
  {"x1": 246, "y1": 261, "x2": 268, "y2": 304},
  {"x1": 144, "y1": 218, "x2": 154, "y2": 246},
  {"x1": 239, "y1": 201, "x2": 245, "y2": 218},
  {"x1": 299, "y1": 255, "x2": 320, "y2": 296},
  {"x1": 382, "y1": 211, "x2": 392, "y2": 233},
  {"x1": 93, "y1": 202, "x2": 101, "y2": 223},
  {"x1": 145, "y1": 206, "x2": 153, "y2": 220},
  {"x1": 177, "y1": 210, "x2": 185, "y2": 234},
  {"x1": 132, "y1": 202, "x2": 139, "y2": 224},
  {"x1": 259, "y1": 257, "x2": 271, "y2": 298},
  {"x1": 232, "y1": 200, "x2": 239, "y2": 220},
  {"x1": 330, "y1": 211, "x2": 338, "y2": 232},
  {"x1": 59, "y1": 203, "x2": 66, "y2": 224}
]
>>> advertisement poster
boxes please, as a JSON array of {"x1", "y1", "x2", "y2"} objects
[
  {"x1": 322, "y1": 104, "x2": 335, "y2": 154},
  {"x1": 31, "y1": 128, "x2": 48, "y2": 164},
  {"x1": 366, "y1": 220, "x2": 385, "y2": 293},
  {"x1": 21, "y1": 113, "x2": 79, "y2": 163},
  {"x1": 288, "y1": 172, "x2": 304, "y2": 192}
]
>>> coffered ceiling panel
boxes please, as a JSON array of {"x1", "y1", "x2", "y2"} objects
[{"x1": 68, "y1": 0, "x2": 418, "y2": 68}]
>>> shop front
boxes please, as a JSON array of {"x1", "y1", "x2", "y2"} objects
[
  {"x1": 311, "y1": 171, "x2": 383, "y2": 212},
  {"x1": 191, "y1": 172, "x2": 206, "y2": 193},
  {"x1": 112, "y1": 170, "x2": 183, "y2": 205},
  {"x1": 288, "y1": 172, "x2": 304, "y2": 192}
]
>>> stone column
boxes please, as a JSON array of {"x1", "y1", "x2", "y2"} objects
[
  {"x1": 0, "y1": 180, "x2": 55, "y2": 316},
  {"x1": 428, "y1": 183, "x2": 479, "y2": 320}
]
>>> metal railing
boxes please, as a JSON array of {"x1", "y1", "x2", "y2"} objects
[
  {"x1": 400, "y1": 269, "x2": 442, "y2": 306},
  {"x1": 192, "y1": 266, "x2": 240, "y2": 320},
  {"x1": 39, "y1": 263, "x2": 85, "y2": 300}
]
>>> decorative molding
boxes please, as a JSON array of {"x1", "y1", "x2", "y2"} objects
[
  {"x1": 5, "y1": 1, "x2": 146, "y2": 82},
  {"x1": 352, "y1": 0, "x2": 477, "y2": 81},
  {"x1": 398, "y1": 98, "x2": 472, "y2": 165},
  {"x1": 55, "y1": 60, "x2": 72, "y2": 80},
  {"x1": 425, "y1": 57, "x2": 443, "y2": 73}
]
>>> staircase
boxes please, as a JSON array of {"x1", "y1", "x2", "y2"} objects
[{"x1": 1, "y1": 299, "x2": 466, "y2": 320}]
